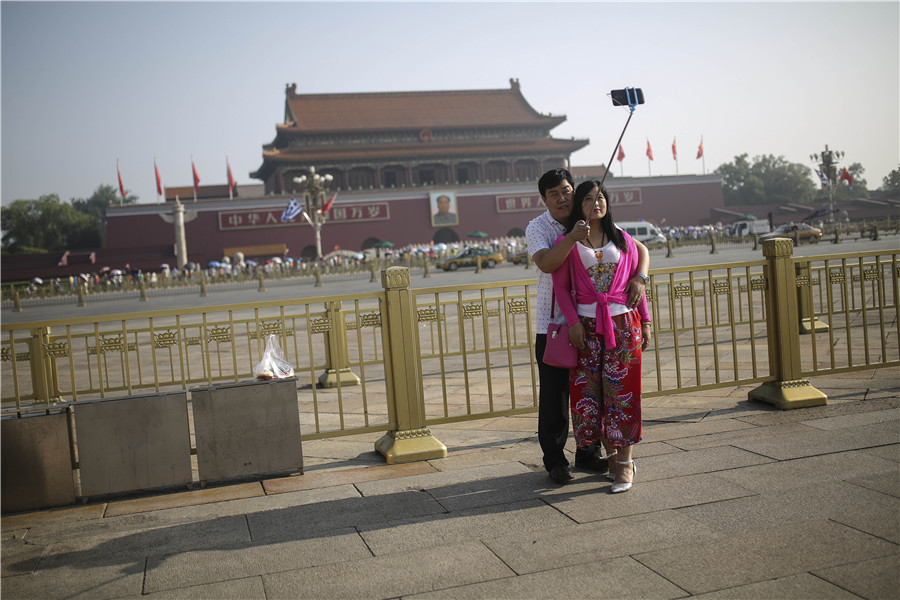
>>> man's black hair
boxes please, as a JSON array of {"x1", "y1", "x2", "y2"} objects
[{"x1": 538, "y1": 168, "x2": 574, "y2": 198}]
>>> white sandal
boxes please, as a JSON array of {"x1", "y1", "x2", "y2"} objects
[
  {"x1": 606, "y1": 451, "x2": 618, "y2": 482},
  {"x1": 610, "y1": 460, "x2": 635, "y2": 494}
]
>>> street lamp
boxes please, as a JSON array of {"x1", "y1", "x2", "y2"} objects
[
  {"x1": 293, "y1": 167, "x2": 333, "y2": 263},
  {"x1": 810, "y1": 145, "x2": 844, "y2": 223}
]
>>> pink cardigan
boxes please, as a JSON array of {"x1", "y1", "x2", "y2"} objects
[{"x1": 552, "y1": 232, "x2": 650, "y2": 342}]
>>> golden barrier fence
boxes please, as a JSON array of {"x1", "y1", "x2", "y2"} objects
[{"x1": 2, "y1": 240, "x2": 897, "y2": 457}]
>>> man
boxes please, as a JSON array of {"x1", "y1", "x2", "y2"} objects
[
  {"x1": 433, "y1": 194, "x2": 458, "y2": 226},
  {"x1": 526, "y1": 168, "x2": 649, "y2": 484}
]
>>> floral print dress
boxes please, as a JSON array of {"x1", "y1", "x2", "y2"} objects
[{"x1": 570, "y1": 242, "x2": 643, "y2": 450}]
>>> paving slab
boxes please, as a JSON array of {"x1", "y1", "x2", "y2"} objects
[
  {"x1": 813, "y1": 553, "x2": 900, "y2": 600},
  {"x1": 484, "y1": 509, "x2": 723, "y2": 575},
  {"x1": 0, "y1": 561, "x2": 145, "y2": 600},
  {"x1": 732, "y1": 419, "x2": 900, "y2": 460},
  {"x1": 1, "y1": 535, "x2": 45, "y2": 576},
  {"x1": 406, "y1": 554, "x2": 688, "y2": 599},
  {"x1": 261, "y1": 541, "x2": 514, "y2": 599},
  {"x1": 662, "y1": 422, "x2": 811, "y2": 451},
  {"x1": 678, "y1": 480, "x2": 900, "y2": 543},
  {"x1": 847, "y1": 471, "x2": 900, "y2": 498},
  {"x1": 139, "y1": 575, "x2": 266, "y2": 599},
  {"x1": 710, "y1": 449, "x2": 899, "y2": 492},
  {"x1": 634, "y1": 519, "x2": 897, "y2": 595},
  {"x1": 143, "y1": 529, "x2": 370, "y2": 593},
  {"x1": 641, "y1": 417, "x2": 759, "y2": 443},
  {"x1": 262, "y1": 460, "x2": 437, "y2": 494},
  {"x1": 548, "y1": 473, "x2": 756, "y2": 524},
  {"x1": 104, "y1": 481, "x2": 264, "y2": 517},
  {"x1": 246, "y1": 488, "x2": 446, "y2": 543},
  {"x1": 359, "y1": 498, "x2": 572, "y2": 556},
  {"x1": 802, "y1": 408, "x2": 900, "y2": 431},
  {"x1": 688, "y1": 572, "x2": 861, "y2": 599},
  {"x1": 38, "y1": 514, "x2": 251, "y2": 567}
]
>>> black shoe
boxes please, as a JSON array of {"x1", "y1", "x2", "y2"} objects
[
  {"x1": 548, "y1": 464, "x2": 574, "y2": 485},
  {"x1": 575, "y1": 454, "x2": 609, "y2": 473}
]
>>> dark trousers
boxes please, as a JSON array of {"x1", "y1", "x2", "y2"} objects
[{"x1": 536, "y1": 333, "x2": 598, "y2": 471}]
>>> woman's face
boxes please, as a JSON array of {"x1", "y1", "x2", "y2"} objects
[{"x1": 581, "y1": 186, "x2": 607, "y2": 222}]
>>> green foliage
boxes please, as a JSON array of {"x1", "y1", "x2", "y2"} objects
[
  {"x1": 1, "y1": 185, "x2": 138, "y2": 254},
  {"x1": 716, "y1": 154, "x2": 818, "y2": 206},
  {"x1": 880, "y1": 168, "x2": 899, "y2": 194}
]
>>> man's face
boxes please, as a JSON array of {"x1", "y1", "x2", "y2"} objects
[
  {"x1": 437, "y1": 196, "x2": 451, "y2": 214},
  {"x1": 541, "y1": 180, "x2": 574, "y2": 224}
]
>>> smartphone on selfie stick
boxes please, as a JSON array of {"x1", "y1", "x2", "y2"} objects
[{"x1": 599, "y1": 87, "x2": 645, "y2": 189}]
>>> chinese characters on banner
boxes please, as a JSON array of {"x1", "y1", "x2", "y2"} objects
[
  {"x1": 495, "y1": 189, "x2": 642, "y2": 213},
  {"x1": 219, "y1": 202, "x2": 390, "y2": 230}
]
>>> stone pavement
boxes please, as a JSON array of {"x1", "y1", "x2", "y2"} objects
[{"x1": 2, "y1": 370, "x2": 898, "y2": 599}]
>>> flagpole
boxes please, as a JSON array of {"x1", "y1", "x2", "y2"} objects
[
  {"x1": 673, "y1": 137, "x2": 679, "y2": 176},
  {"x1": 154, "y1": 157, "x2": 160, "y2": 204},
  {"x1": 117, "y1": 159, "x2": 122, "y2": 206},
  {"x1": 227, "y1": 154, "x2": 233, "y2": 200},
  {"x1": 191, "y1": 155, "x2": 197, "y2": 202}
]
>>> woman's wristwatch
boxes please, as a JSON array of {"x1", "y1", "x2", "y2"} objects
[{"x1": 636, "y1": 272, "x2": 650, "y2": 285}]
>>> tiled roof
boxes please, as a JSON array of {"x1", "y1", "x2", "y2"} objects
[
  {"x1": 259, "y1": 137, "x2": 588, "y2": 164},
  {"x1": 280, "y1": 80, "x2": 564, "y2": 133}
]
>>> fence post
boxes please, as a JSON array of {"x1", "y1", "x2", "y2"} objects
[
  {"x1": 476, "y1": 255, "x2": 483, "y2": 273},
  {"x1": 423, "y1": 259, "x2": 431, "y2": 278},
  {"x1": 318, "y1": 301, "x2": 361, "y2": 389},
  {"x1": 795, "y1": 260, "x2": 828, "y2": 334},
  {"x1": 748, "y1": 239, "x2": 827, "y2": 409},
  {"x1": 139, "y1": 281, "x2": 148, "y2": 302},
  {"x1": 374, "y1": 267, "x2": 447, "y2": 463},
  {"x1": 666, "y1": 238, "x2": 674, "y2": 258},
  {"x1": 29, "y1": 327, "x2": 61, "y2": 405},
  {"x1": 199, "y1": 274, "x2": 208, "y2": 297},
  {"x1": 13, "y1": 290, "x2": 23, "y2": 313},
  {"x1": 314, "y1": 266, "x2": 323, "y2": 287},
  {"x1": 76, "y1": 285, "x2": 86, "y2": 307},
  {"x1": 709, "y1": 233, "x2": 718, "y2": 254},
  {"x1": 257, "y1": 271, "x2": 267, "y2": 292}
]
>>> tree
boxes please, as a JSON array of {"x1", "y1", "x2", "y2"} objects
[
  {"x1": 1, "y1": 195, "x2": 96, "y2": 253},
  {"x1": 880, "y1": 168, "x2": 899, "y2": 194},
  {"x1": 1, "y1": 185, "x2": 138, "y2": 254},
  {"x1": 71, "y1": 184, "x2": 138, "y2": 246},
  {"x1": 715, "y1": 154, "x2": 817, "y2": 206}
]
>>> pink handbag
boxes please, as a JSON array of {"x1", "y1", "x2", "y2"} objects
[{"x1": 544, "y1": 323, "x2": 577, "y2": 368}]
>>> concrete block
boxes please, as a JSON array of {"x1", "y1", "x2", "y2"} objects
[
  {"x1": 191, "y1": 378, "x2": 302, "y2": 482},
  {"x1": 74, "y1": 392, "x2": 192, "y2": 497},
  {"x1": 2, "y1": 410, "x2": 76, "y2": 513},
  {"x1": 139, "y1": 576, "x2": 266, "y2": 599}
]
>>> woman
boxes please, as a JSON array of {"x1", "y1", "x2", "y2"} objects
[{"x1": 552, "y1": 180, "x2": 652, "y2": 493}]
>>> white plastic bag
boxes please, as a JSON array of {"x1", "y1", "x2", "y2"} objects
[{"x1": 254, "y1": 334, "x2": 295, "y2": 380}]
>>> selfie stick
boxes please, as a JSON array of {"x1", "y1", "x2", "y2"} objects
[{"x1": 599, "y1": 88, "x2": 641, "y2": 190}]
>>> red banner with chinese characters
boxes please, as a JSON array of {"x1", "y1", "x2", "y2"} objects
[{"x1": 219, "y1": 202, "x2": 390, "y2": 231}]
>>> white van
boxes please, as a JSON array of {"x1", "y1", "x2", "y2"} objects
[{"x1": 618, "y1": 221, "x2": 667, "y2": 247}]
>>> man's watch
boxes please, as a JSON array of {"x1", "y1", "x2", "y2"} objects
[{"x1": 636, "y1": 272, "x2": 650, "y2": 285}]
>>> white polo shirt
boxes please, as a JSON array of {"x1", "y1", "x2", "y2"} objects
[{"x1": 525, "y1": 210, "x2": 567, "y2": 334}]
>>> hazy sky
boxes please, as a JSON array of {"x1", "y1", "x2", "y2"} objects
[{"x1": 2, "y1": 1, "x2": 897, "y2": 206}]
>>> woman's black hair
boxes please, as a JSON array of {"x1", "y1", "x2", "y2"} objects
[{"x1": 564, "y1": 180, "x2": 627, "y2": 252}]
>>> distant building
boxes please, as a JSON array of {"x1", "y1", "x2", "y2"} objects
[{"x1": 250, "y1": 79, "x2": 587, "y2": 194}]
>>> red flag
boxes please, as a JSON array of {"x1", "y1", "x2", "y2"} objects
[
  {"x1": 322, "y1": 192, "x2": 337, "y2": 213},
  {"x1": 192, "y1": 160, "x2": 201, "y2": 195},
  {"x1": 226, "y1": 158, "x2": 236, "y2": 197},
  {"x1": 672, "y1": 138, "x2": 677, "y2": 160},
  {"x1": 117, "y1": 163, "x2": 126, "y2": 199},
  {"x1": 617, "y1": 145, "x2": 625, "y2": 162},
  {"x1": 154, "y1": 160, "x2": 163, "y2": 196},
  {"x1": 646, "y1": 140, "x2": 654, "y2": 161},
  {"x1": 840, "y1": 167, "x2": 853, "y2": 186},
  {"x1": 696, "y1": 137, "x2": 704, "y2": 159}
]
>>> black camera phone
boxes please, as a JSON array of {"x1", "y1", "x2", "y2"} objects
[{"x1": 611, "y1": 88, "x2": 645, "y2": 106}]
